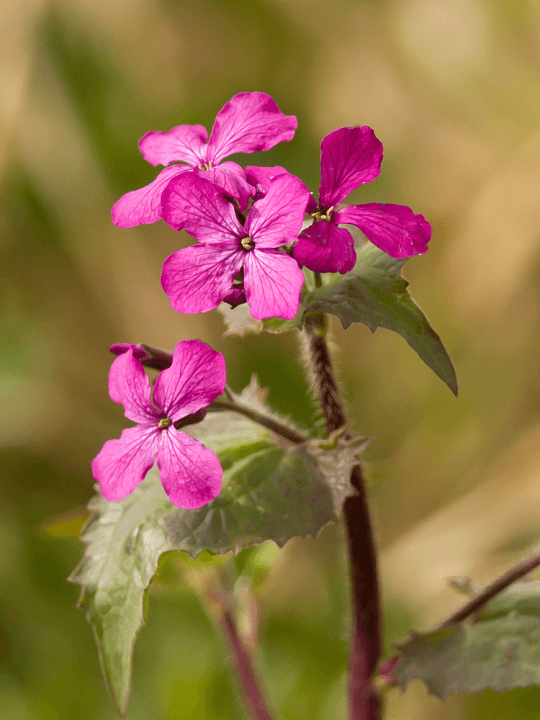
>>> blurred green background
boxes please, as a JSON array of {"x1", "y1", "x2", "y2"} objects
[{"x1": 4, "y1": 0, "x2": 540, "y2": 717}]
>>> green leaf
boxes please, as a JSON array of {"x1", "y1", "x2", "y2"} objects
[
  {"x1": 69, "y1": 481, "x2": 172, "y2": 715},
  {"x1": 394, "y1": 582, "x2": 540, "y2": 699},
  {"x1": 300, "y1": 244, "x2": 458, "y2": 394},
  {"x1": 71, "y1": 379, "x2": 362, "y2": 714},
  {"x1": 219, "y1": 245, "x2": 457, "y2": 392}
]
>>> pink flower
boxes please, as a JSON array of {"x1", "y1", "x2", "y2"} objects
[
  {"x1": 111, "y1": 93, "x2": 297, "y2": 228},
  {"x1": 92, "y1": 340, "x2": 226, "y2": 509},
  {"x1": 293, "y1": 127, "x2": 431, "y2": 274},
  {"x1": 161, "y1": 172, "x2": 309, "y2": 320}
]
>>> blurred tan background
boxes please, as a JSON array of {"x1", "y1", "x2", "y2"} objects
[{"x1": 3, "y1": 0, "x2": 540, "y2": 718}]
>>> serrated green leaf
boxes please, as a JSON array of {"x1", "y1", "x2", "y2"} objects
[
  {"x1": 71, "y1": 380, "x2": 360, "y2": 715},
  {"x1": 69, "y1": 480, "x2": 172, "y2": 715},
  {"x1": 394, "y1": 582, "x2": 540, "y2": 699},
  {"x1": 395, "y1": 617, "x2": 540, "y2": 699},
  {"x1": 300, "y1": 244, "x2": 458, "y2": 394}
]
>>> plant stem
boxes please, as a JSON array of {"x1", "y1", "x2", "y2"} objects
[
  {"x1": 343, "y1": 466, "x2": 382, "y2": 720},
  {"x1": 304, "y1": 294, "x2": 382, "y2": 720},
  {"x1": 304, "y1": 312, "x2": 347, "y2": 433},
  {"x1": 209, "y1": 399, "x2": 307, "y2": 445},
  {"x1": 220, "y1": 608, "x2": 275, "y2": 720}
]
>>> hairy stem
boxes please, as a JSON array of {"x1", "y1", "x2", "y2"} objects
[
  {"x1": 304, "y1": 312, "x2": 347, "y2": 432},
  {"x1": 343, "y1": 465, "x2": 382, "y2": 719},
  {"x1": 220, "y1": 609, "x2": 275, "y2": 720},
  {"x1": 304, "y1": 297, "x2": 381, "y2": 720}
]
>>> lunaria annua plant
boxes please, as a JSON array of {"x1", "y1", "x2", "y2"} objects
[{"x1": 70, "y1": 92, "x2": 540, "y2": 720}]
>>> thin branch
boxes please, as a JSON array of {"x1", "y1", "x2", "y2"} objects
[
  {"x1": 303, "y1": 300, "x2": 382, "y2": 720},
  {"x1": 380, "y1": 546, "x2": 540, "y2": 685},
  {"x1": 209, "y1": 399, "x2": 307, "y2": 445},
  {"x1": 440, "y1": 547, "x2": 540, "y2": 628},
  {"x1": 220, "y1": 608, "x2": 275, "y2": 720}
]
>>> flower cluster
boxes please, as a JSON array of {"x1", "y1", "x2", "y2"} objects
[{"x1": 94, "y1": 92, "x2": 431, "y2": 508}]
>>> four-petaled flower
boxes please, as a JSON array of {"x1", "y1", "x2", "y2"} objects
[
  {"x1": 92, "y1": 340, "x2": 226, "y2": 508},
  {"x1": 160, "y1": 172, "x2": 309, "y2": 320},
  {"x1": 111, "y1": 92, "x2": 297, "y2": 228},
  {"x1": 293, "y1": 126, "x2": 431, "y2": 274}
]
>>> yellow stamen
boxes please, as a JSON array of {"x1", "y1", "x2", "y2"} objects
[{"x1": 241, "y1": 236, "x2": 255, "y2": 251}]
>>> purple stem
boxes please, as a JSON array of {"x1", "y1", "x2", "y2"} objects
[
  {"x1": 304, "y1": 307, "x2": 381, "y2": 720},
  {"x1": 221, "y1": 609, "x2": 275, "y2": 720},
  {"x1": 343, "y1": 466, "x2": 382, "y2": 720}
]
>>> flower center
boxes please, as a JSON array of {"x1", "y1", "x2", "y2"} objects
[
  {"x1": 240, "y1": 236, "x2": 255, "y2": 251},
  {"x1": 198, "y1": 162, "x2": 213, "y2": 171},
  {"x1": 312, "y1": 206, "x2": 334, "y2": 222},
  {"x1": 158, "y1": 417, "x2": 172, "y2": 429}
]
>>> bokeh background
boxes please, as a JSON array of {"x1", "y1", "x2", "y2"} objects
[{"x1": 4, "y1": 0, "x2": 540, "y2": 717}]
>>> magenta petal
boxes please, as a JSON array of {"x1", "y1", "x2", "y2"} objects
[
  {"x1": 197, "y1": 161, "x2": 253, "y2": 211},
  {"x1": 245, "y1": 165, "x2": 289, "y2": 200},
  {"x1": 293, "y1": 221, "x2": 356, "y2": 275},
  {"x1": 111, "y1": 165, "x2": 189, "y2": 228},
  {"x1": 92, "y1": 425, "x2": 160, "y2": 501},
  {"x1": 207, "y1": 92, "x2": 297, "y2": 163},
  {"x1": 162, "y1": 173, "x2": 243, "y2": 242},
  {"x1": 244, "y1": 249, "x2": 304, "y2": 320},
  {"x1": 139, "y1": 125, "x2": 208, "y2": 167},
  {"x1": 153, "y1": 340, "x2": 226, "y2": 421},
  {"x1": 156, "y1": 429, "x2": 222, "y2": 508},
  {"x1": 161, "y1": 245, "x2": 244, "y2": 314},
  {"x1": 245, "y1": 174, "x2": 310, "y2": 249},
  {"x1": 319, "y1": 127, "x2": 383, "y2": 209},
  {"x1": 334, "y1": 203, "x2": 431, "y2": 258},
  {"x1": 108, "y1": 350, "x2": 161, "y2": 423}
]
